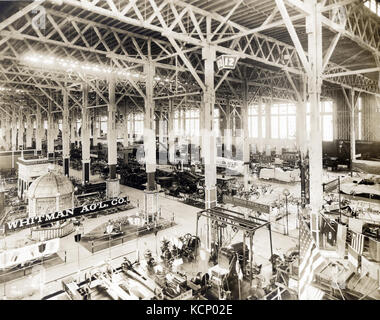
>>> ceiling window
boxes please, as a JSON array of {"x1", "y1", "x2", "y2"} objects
[{"x1": 365, "y1": 0, "x2": 379, "y2": 16}]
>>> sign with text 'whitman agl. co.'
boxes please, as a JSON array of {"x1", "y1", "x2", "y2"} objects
[{"x1": 5, "y1": 197, "x2": 129, "y2": 231}]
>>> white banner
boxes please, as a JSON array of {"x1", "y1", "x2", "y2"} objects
[{"x1": 0, "y1": 238, "x2": 60, "y2": 269}]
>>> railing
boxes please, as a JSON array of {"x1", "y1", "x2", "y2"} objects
[{"x1": 31, "y1": 222, "x2": 75, "y2": 241}]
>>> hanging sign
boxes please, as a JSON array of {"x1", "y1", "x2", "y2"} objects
[
  {"x1": 4, "y1": 196, "x2": 129, "y2": 232},
  {"x1": 222, "y1": 195, "x2": 270, "y2": 213},
  {"x1": 216, "y1": 55, "x2": 238, "y2": 71}
]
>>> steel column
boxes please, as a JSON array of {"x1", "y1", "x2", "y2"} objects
[
  {"x1": 82, "y1": 83, "x2": 90, "y2": 183},
  {"x1": 107, "y1": 75, "x2": 117, "y2": 180},
  {"x1": 17, "y1": 109, "x2": 24, "y2": 151},
  {"x1": 25, "y1": 113, "x2": 33, "y2": 149},
  {"x1": 62, "y1": 88, "x2": 70, "y2": 177},
  {"x1": 307, "y1": 0, "x2": 323, "y2": 247},
  {"x1": 47, "y1": 100, "x2": 55, "y2": 159},
  {"x1": 35, "y1": 105, "x2": 42, "y2": 154},
  {"x1": 350, "y1": 88, "x2": 356, "y2": 165},
  {"x1": 144, "y1": 62, "x2": 156, "y2": 191},
  {"x1": 11, "y1": 108, "x2": 17, "y2": 152},
  {"x1": 168, "y1": 98, "x2": 175, "y2": 164},
  {"x1": 242, "y1": 78, "x2": 250, "y2": 190}
]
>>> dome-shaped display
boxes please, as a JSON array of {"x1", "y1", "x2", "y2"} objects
[
  {"x1": 28, "y1": 171, "x2": 74, "y2": 199},
  {"x1": 27, "y1": 171, "x2": 75, "y2": 218}
]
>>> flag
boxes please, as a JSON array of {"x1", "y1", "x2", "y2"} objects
[
  {"x1": 336, "y1": 224, "x2": 347, "y2": 258},
  {"x1": 368, "y1": 237, "x2": 380, "y2": 262},
  {"x1": 235, "y1": 255, "x2": 243, "y2": 281},
  {"x1": 351, "y1": 232, "x2": 364, "y2": 255},
  {"x1": 347, "y1": 244, "x2": 360, "y2": 269},
  {"x1": 299, "y1": 219, "x2": 326, "y2": 300},
  {"x1": 320, "y1": 218, "x2": 337, "y2": 246}
]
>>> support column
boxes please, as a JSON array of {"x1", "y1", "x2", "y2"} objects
[
  {"x1": 123, "y1": 103, "x2": 129, "y2": 148},
  {"x1": 350, "y1": 88, "x2": 356, "y2": 164},
  {"x1": 225, "y1": 99, "x2": 232, "y2": 158},
  {"x1": 35, "y1": 105, "x2": 42, "y2": 154},
  {"x1": 62, "y1": 89, "x2": 70, "y2": 177},
  {"x1": 18, "y1": 109, "x2": 24, "y2": 151},
  {"x1": 82, "y1": 83, "x2": 91, "y2": 184},
  {"x1": 11, "y1": 109, "x2": 17, "y2": 152},
  {"x1": 54, "y1": 117, "x2": 59, "y2": 141},
  {"x1": 168, "y1": 99, "x2": 175, "y2": 163},
  {"x1": 144, "y1": 63, "x2": 156, "y2": 191},
  {"x1": 106, "y1": 75, "x2": 120, "y2": 198},
  {"x1": 0, "y1": 118, "x2": 5, "y2": 150},
  {"x1": 26, "y1": 114, "x2": 33, "y2": 149},
  {"x1": 131, "y1": 113, "x2": 135, "y2": 144},
  {"x1": 0, "y1": 118, "x2": 4, "y2": 150},
  {"x1": 242, "y1": 78, "x2": 250, "y2": 190},
  {"x1": 202, "y1": 46, "x2": 217, "y2": 208},
  {"x1": 202, "y1": 45, "x2": 217, "y2": 252},
  {"x1": 265, "y1": 100, "x2": 271, "y2": 155},
  {"x1": 47, "y1": 101, "x2": 54, "y2": 159},
  {"x1": 307, "y1": 1, "x2": 323, "y2": 247},
  {"x1": 158, "y1": 111, "x2": 166, "y2": 164},
  {"x1": 3, "y1": 114, "x2": 11, "y2": 150},
  {"x1": 142, "y1": 62, "x2": 158, "y2": 222},
  {"x1": 297, "y1": 75, "x2": 308, "y2": 156},
  {"x1": 182, "y1": 107, "x2": 186, "y2": 138},
  {"x1": 258, "y1": 98, "x2": 263, "y2": 153},
  {"x1": 70, "y1": 113, "x2": 76, "y2": 145},
  {"x1": 93, "y1": 110, "x2": 99, "y2": 147}
]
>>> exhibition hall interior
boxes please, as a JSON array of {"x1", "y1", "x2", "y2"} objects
[{"x1": 0, "y1": 0, "x2": 379, "y2": 301}]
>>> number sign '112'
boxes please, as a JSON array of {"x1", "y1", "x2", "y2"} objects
[{"x1": 216, "y1": 55, "x2": 238, "y2": 71}]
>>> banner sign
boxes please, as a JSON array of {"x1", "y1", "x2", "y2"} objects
[
  {"x1": 216, "y1": 157, "x2": 244, "y2": 175},
  {"x1": 5, "y1": 197, "x2": 129, "y2": 232},
  {"x1": 222, "y1": 195, "x2": 270, "y2": 213},
  {"x1": 323, "y1": 178, "x2": 340, "y2": 193},
  {"x1": 0, "y1": 238, "x2": 60, "y2": 270},
  {"x1": 300, "y1": 153, "x2": 310, "y2": 207}
]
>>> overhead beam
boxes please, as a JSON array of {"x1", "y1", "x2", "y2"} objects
[
  {"x1": 0, "y1": 0, "x2": 46, "y2": 32},
  {"x1": 322, "y1": 32, "x2": 342, "y2": 71},
  {"x1": 323, "y1": 67, "x2": 380, "y2": 78},
  {"x1": 168, "y1": 37, "x2": 206, "y2": 91},
  {"x1": 284, "y1": 0, "x2": 312, "y2": 14},
  {"x1": 275, "y1": 0, "x2": 312, "y2": 75}
]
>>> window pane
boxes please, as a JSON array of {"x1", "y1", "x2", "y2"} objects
[
  {"x1": 101, "y1": 121, "x2": 107, "y2": 133},
  {"x1": 306, "y1": 115, "x2": 310, "y2": 139},
  {"x1": 288, "y1": 104, "x2": 296, "y2": 114},
  {"x1": 271, "y1": 117, "x2": 278, "y2": 139},
  {"x1": 279, "y1": 104, "x2": 287, "y2": 114},
  {"x1": 324, "y1": 101, "x2": 333, "y2": 113},
  {"x1": 288, "y1": 115, "x2": 296, "y2": 140},
  {"x1": 279, "y1": 115, "x2": 287, "y2": 139},
  {"x1": 249, "y1": 105, "x2": 258, "y2": 116},
  {"x1": 322, "y1": 114, "x2": 333, "y2": 141},
  {"x1": 249, "y1": 116, "x2": 258, "y2": 138},
  {"x1": 261, "y1": 117, "x2": 266, "y2": 139}
]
